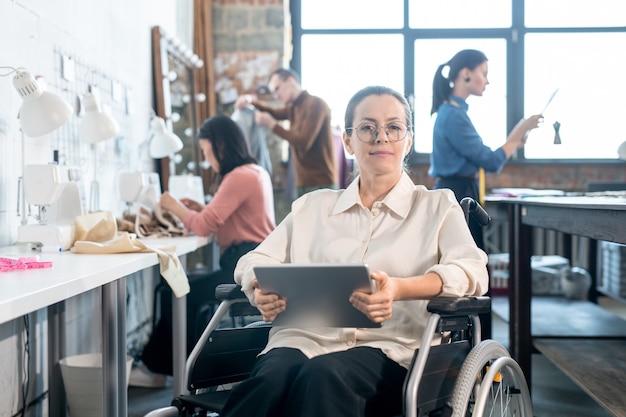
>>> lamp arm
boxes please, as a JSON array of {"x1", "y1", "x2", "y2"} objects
[
  {"x1": 18, "y1": 129, "x2": 29, "y2": 225},
  {"x1": 0, "y1": 66, "x2": 20, "y2": 77}
]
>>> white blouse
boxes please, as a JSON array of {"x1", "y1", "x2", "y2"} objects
[{"x1": 234, "y1": 172, "x2": 489, "y2": 369}]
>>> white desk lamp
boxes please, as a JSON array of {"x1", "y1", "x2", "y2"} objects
[
  {"x1": 149, "y1": 115, "x2": 183, "y2": 158},
  {"x1": 11, "y1": 68, "x2": 74, "y2": 137},
  {"x1": 79, "y1": 88, "x2": 119, "y2": 143},
  {"x1": 2, "y1": 67, "x2": 74, "y2": 227},
  {"x1": 2, "y1": 67, "x2": 81, "y2": 249},
  {"x1": 618, "y1": 140, "x2": 626, "y2": 161},
  {"x1": 78, "y1": 87, "x2": 120, "y2": 211}
]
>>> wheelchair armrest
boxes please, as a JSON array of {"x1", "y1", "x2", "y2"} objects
[
  {"x1": 426, "y1": 296, "x2": 490, "y2": 317},
  {"x1": 215, "y1": 284, "x2": 248, "y2": 301}
]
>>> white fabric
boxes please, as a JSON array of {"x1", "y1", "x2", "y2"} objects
[
  {"x1": 234, "y1": 172, "x2": 488, "y2": 369},
  {"x1": 231, "y1": 107, "x2": 273, "y2": 176}
]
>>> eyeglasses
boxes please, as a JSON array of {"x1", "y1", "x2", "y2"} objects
[
  {"x1": 346, "y1": 121, "x2": 410, "y2": 143},
  {"x1": 270, "y1": 81, "x2": 285, "y2": 97}
]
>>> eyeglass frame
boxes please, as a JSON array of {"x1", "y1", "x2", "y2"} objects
[{"x1": 345, "y1": 121, "x2": 412, "y2": 143}]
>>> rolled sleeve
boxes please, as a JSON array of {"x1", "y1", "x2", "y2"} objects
[{"x1": 427, "y1": 253, "x2": 489, "y2": 297}]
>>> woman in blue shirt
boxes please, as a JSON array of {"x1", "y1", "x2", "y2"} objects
[{"x1": 429, "y1": 49, "x2": 542, "y2": 250}]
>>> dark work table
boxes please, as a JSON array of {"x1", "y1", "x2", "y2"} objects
[{"x1": 486, "y1": 195, "x2": 626, "y2": 396}]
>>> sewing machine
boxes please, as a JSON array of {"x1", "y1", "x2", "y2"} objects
[
  {"x1": 168, "y1": 174, "x2": 205, "y2": 204},
  {"x1": 118, "y1": 171, "x2": 162, "y2": 213},
  {"x1": 16, "y1": 164, "x2": 85, "y2": 250}
]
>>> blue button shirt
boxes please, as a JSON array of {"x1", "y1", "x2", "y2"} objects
[{"x1": 429, "y1": 95, "x2": 507, "y2": 178}]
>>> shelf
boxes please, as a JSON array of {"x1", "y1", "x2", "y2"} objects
[
  {"x1": 492, "y1": 296, "x2": 626, "y2": 338},
  {"x1": 534, "y1": 339, "x2": 626, "y2": 417}
]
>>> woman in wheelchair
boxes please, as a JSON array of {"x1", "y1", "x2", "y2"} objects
[{"x1": 223, "y1": 86, "x2": 489, "y2": 417}]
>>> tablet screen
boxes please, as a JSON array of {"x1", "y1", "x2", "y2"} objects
[{"x1": 254, "y1": 264, "x2": 380, "y2": 328}]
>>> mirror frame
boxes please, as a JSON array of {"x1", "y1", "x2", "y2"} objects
[{"x1": 151, "y1": 25, "x2": 204, "y2": 191}]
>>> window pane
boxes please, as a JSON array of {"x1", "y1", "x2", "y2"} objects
[
  {"x1": 526, "y1": 0, "x2": 626, "y2": 28},
  {"x1": 301, "y1": 0, "x2": 403, "y2": 29},
  {"x1": 410, "y1": 0, "x2": 511, "y2": 28},
  {"x1": 413, "y1": 39, "x2": 507, "y2": 154},
  {"x1": 524, "y1": 33, "x2": 626, "y2": 159},
  {"x1": 301, "y1": 34, "x2": 404, "y2": 127}
]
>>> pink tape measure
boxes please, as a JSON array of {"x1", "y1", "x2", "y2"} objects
[{"x1": 0, "y1": 256, "x2": 53, "y2": 272}]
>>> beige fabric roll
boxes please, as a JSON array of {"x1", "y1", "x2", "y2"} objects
[{"x1": 74, "y1": 211, "x2": 118, "y2": 243}]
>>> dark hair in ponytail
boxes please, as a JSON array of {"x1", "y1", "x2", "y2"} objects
[{"x1": 431, "y1": 49, "x2": 488, "y2": 115}]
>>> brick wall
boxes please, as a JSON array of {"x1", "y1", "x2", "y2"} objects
[
  {"x1": 212, "y1": 0, "x2": 284, "y2": 54},
  {"x1": 408, "y1": 162, "x2": 626, "y2": 192}
]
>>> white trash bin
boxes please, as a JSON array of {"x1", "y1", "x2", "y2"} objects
[{"x1": 59, "y1": 353, "x2": 133, "y2": 417}]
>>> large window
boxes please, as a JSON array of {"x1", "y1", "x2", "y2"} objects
[
  {"x1": 523, "y1": 32, "x2": 626, "y2": 159},
  {"x1": 301, "y1": 34, "x2": 404, "y2": 128},
  {"x1": 292, "y1": 0, "x2": 626, "y2": 161},
  {"x1": 301, "y1": 0, "x2": 403, "y2": 29},
  {"x1": 409, "y1": 0, "x2": 511, "y2": 29}
]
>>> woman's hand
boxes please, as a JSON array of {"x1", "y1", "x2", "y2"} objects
[
  {"x1": 252, "y1": 279, "x2": 286, "y2": 322},
  {"x1": 504, "y1": 114, "x2": 544, "y2": 156},
  {"x1": 349, "y1": 271, "x2": 397, "y2": 324},
  {"x1": 159, "y1": 191, "x2": 190, "y2": 220},
  {"x1": 180, "y1": 197, "x2": 203, "y2": 212},
  {"x1": 160, "y1": 191, "x2": 183, "y2": 212},
  {"x1": 524, "y1": 114, "x2": 544, "y2": 131}
]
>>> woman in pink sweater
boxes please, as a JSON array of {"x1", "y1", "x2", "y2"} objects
[
  {"x1": 161, "y1": 114, "x2": 276, "y2": 260},
  {"x1": 134, "y1": 115, "x2": 275, "y2": 383}
]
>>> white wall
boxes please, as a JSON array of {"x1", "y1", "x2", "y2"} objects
[{"x1": 0, "y1": 0, "x2": 184, "y2": 415}]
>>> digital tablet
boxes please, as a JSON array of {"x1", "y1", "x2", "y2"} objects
[{"x1": 254, "y1": 264, "x2": 381, "y2": 328}]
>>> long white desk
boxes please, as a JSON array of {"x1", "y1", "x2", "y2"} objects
[{"x1": 0, "y1": 235, "x2": 211, "y2": 417}]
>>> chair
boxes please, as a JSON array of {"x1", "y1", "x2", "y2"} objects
[{"x1": 145, "y1": 198, "x2": 533, "y2": 417}]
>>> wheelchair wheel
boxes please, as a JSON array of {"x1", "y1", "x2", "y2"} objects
[{"x1": 449, "y1": 339, "x2": 533, "y2": 417}]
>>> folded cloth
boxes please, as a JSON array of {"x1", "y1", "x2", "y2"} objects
[
  {"x1": 116, "y1": 217, "x2": 136, "y2": 233},
  {"x1": 122, "y1": 205, "x2": 187, "y2": 239},
  {"x1": 72, "y1": 212, "x2": 190, "y2": 297}
]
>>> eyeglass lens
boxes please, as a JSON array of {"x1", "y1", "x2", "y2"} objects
[{"x1": 355, "y1": 122, "x2": 407, "y2": 143}]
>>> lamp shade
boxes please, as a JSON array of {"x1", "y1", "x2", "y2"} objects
[
  {"x1": 78, "y1": 91, "x2": 120, "y2": 143},
  {"x1": 149, "y1": 116, "x2": 183, "y2": 158},
  {"x1": 618, "y1": 140, "x2": 626, "y2": 160},
  {"x1": 13, "y1": 70, "x2": 73, "y2": 137}
]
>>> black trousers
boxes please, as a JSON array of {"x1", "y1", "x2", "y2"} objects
[
  {"x1": 141, "y1": 241, "x2": 259, "y2": 375},
  {"x1": 221, "y1": 347, "x2": 407, "y2": 417}
]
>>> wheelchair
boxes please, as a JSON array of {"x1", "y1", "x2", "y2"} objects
[{"x1": 145, "y1": 198, "x2": 533, "y2": 417}]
